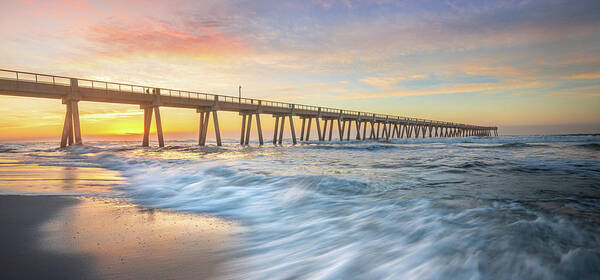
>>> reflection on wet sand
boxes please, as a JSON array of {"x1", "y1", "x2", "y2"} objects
[
  {"x1": 0, "y1": 158, "x2": 125, "y2": 195},
  {"x1": 39, "y1": 197, "x2": 236, "y2": 279}
]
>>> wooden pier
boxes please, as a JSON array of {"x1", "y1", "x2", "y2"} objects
[{"x1": 0, "y1": 69, "x2": 498, "y2": 147}]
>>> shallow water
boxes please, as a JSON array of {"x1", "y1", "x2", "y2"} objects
[{"x1": 1, "y1": 135, "x2": 599, "y2": 279}]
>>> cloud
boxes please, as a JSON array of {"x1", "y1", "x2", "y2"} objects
[
  {"x1": 86, "y1": 20, "x2": 247, "y2": 59},
  {"x1": 360, "y1": 74, "x2": 426, "y2": 88},
  {"x1": 564, "y1": 73, "x2": 600, "y2": 80},
  {"x1": 360, "y1": 76, "x2": 404, "y2": 88},
  {"x1": 338, "y1": 80, "x2": 542, "y2": 99}
]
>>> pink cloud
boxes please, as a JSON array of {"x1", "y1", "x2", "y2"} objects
[
  {"x1": 12, "y1": 0, "x2": 94, "y2": 18},
  {"x1": 86, "y1": 19, "x2": 247, "y2": 58}
]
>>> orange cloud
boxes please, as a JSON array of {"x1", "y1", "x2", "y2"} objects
[
  {"x1": 13, "y1": 0, "x2": 93, "y2": 18},
  {"x1": 337, "y1": 81, "x2": 542, "y2": 100},
  {"x1": 564, "y1": 72, "x2": 600, "y2": 80},
  {"x1": 360, "y1": 74, "x2": 426, "y2": 88},
  {"x1": 86, "y1": 20, "x2": 247, "y2": 59}
]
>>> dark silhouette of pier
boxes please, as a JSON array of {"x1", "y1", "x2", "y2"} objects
[{"x1": 0, "y1": 69, "x2": 498, "y2": 147}]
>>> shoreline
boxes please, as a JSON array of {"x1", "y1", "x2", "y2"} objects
[{"x1": 0, "y1": 194, "x2": 235, "y2": 279}]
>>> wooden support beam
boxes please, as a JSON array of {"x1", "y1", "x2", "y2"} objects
[
  {"x1": 289, "y1": 115, "x2": 297, "y2": 144},
  {"x1": 278, "y1": 115, "x2": 285, "y2": 144},
  {"x1": 201, "y1": 111, "x2": 210, "y2": 146},
  {"x1": 60, "y1": 103, "x2": 73, "y2": 148},
  {"x1": 329, "y1": 119, "x2": 334, "y2": 141},
  {"x1": 71, "y1": 100, "x2": 82, "y2": 145},
  {"x1": 198, "y1": 112, "x2": 204, "y2": 146},
  {"x1": 240, "y1": 114, "x2": 247, "y2": 145},
  {"x1": 68, "y1": 104, "x2": 74, "y2": 146},
  {"x1": 356, "y1": 120, "x2": 362, "y2": 140},
  {"x1": 143, "y1": 107, "x2": 153, "y2": 147},
  {"x1": 213, "y1": 111, "x2": 222, "y2": 146},
  {"x1": 316, "y1": 117, "x2": 322, "y2": 141},
  {"x1": 385, "y1": 122, "x2": 392, "y2": 140},
  {"x1": 399, "y1": 124, "x2": 404, "y2": 138},
  {"x1": 300, "y1": 118, "x2": 306, "y2": 141},
  {"x1": 361, "y1": 121, "x2": 367, "y2": 141},
  {"x1": 273, "y1": 116, "x2": 279, "y2": 145},
  {"x1": 322, "y1": 118, "x2": 328, "y2": 141},
  {"x1": 153, "y1": 106, "x2": 164, "y2": 147},
  {"x1": 370, "y1": 121, "x2": 375, "y2": 139},
  {"x1": 376, "y1": 122, "x2": 381, "y2": 139},
  {"x1": 345, "y1": 120, "x2": 351, "y2": 141},
  {"x1": 306, "y1": 117, "x2": 312, "y2": 141},
  {"x1": 245, "y1": 113, "x2": 252, "y2": 145},
  {"x1": 256, "y1": 113, "x2": 264, "y2": 145},
  {"x1": 338, "y1": 118, "x2": 344, "y2": 141},
  {"x1": 384, "y1": 123, "x2": 388, "y2": 139},
  {"x1": 340, "y1": 119, "x2": 346, "y2": 140}
]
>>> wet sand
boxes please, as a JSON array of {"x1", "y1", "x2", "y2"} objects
[{"x1": 0, "y1": 195, "x2": 235, "y2": 279}]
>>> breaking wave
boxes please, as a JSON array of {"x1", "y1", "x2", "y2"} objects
[{"x1": 1, "y1": 135, "x2": 600, "y2": 279}]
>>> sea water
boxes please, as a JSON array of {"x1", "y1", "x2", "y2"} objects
[{"x1": 1, "y1": 135, "x2": 599, "y2": 279}]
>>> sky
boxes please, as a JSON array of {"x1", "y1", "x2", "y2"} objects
[{"x1": 0, "y1": 0, "x2": 599, "y2": 140}]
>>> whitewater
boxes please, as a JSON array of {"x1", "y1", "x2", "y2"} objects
[{"x1": 1, "y1": 135, "x2": 599, "y2": 279}]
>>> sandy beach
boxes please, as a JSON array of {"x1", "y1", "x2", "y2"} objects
[{"x1": 0, "y1": 195, "x2": 235, "y2": 279}]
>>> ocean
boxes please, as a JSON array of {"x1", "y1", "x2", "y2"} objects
[{"x1": 1, "y1": 135, "x2": 599, "y2": 279}]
